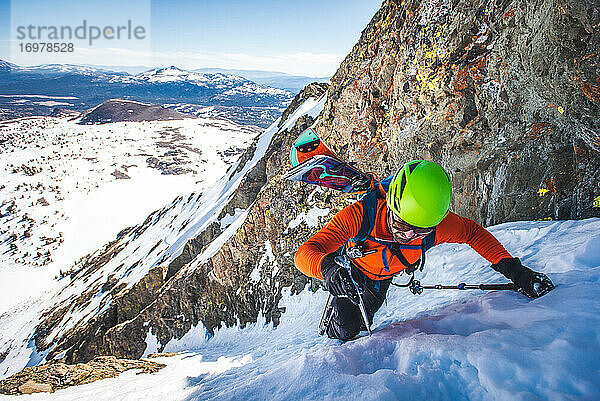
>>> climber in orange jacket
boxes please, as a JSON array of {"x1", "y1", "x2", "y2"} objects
[{"x1": 295, "y1": 160, "x2": 554, "y2": 340}]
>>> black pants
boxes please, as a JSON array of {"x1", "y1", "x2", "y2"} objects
[{"x1": 325, "y1": 265, "x2": 392, "y2": 341}]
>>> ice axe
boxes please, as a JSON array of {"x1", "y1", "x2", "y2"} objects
[
  {"x1": 319, "y1": 246, "x2": 375, "y2": 337},
  {"x1": 334, "y1": 253, "x2": 372, "y2": 336},
  {"x1": 391, "y1": 273, "x2": 518, "y2": 294}
]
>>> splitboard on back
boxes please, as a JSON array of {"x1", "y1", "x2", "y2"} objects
[{"x1": 285, "y1": 128, "x2": 372, "y2": 193}]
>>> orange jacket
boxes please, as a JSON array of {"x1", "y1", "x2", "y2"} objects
[{"x1": 294, "y1": 198, "x2": 512, "y2": 280}]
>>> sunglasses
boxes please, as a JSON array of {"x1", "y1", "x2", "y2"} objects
[{"x1": 387, "y1": 209, "x2": 435, "y2": 236}]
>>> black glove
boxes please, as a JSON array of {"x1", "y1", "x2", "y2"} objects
[
  {"x1": 491, "y1": 257, "x2": 555, "y2": 298},
  {"x1": 320, "y1": 252, "x2": 359, "y2": 304}
]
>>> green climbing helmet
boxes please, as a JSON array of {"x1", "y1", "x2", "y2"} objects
[{"x1": 386, "y1": 160, "x2": 452, "y2": 228}]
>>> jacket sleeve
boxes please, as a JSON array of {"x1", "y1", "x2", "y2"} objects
[
  {"x1": 294, "y1": 203, "x2": 362, "y2": 280},
  {"x1": 435, "y1": 212, "x2": 512, "y2": 264}
]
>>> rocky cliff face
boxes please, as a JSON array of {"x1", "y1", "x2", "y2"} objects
[
  {"x1": 318, "y1": 0, "x2": 600, "y2": 225},
  {"x1": 4, "y1": 0, "x2": 599, "y2": 376}
]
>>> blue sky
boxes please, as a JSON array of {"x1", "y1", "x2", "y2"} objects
[{"x1": 0, "y1": 0, "x2": 382, "y2": 76}]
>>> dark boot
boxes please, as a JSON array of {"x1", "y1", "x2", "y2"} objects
[{"x1": 322, "y1": 266, "x2": 391, "y2": 340}]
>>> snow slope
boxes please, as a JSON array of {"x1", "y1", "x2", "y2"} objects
[{"x1": 5, "y1": 218, "x2": 599, "y2": 400}]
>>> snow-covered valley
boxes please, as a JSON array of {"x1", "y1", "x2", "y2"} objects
[{"x1": 0, "y1": 116, "x2": 259, "y2": 314}]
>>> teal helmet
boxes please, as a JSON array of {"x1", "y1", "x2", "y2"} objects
[
  {"x1": 290, "y1": 128, "x2": 320, "y2": 167},
  {"x1": 386, "y1": 160, "x2": 452, "y2": 227}
]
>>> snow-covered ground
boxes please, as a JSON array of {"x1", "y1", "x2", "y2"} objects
[
  {"x1": 0, "y1": 116, "x2": 259, "y2": 314},
  {"x1": 4, "y1": 217, "x2": 598, "y2": 401}
]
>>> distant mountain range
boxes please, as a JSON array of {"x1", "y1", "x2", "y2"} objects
[
  {"x1": 0, "y1": 61, "x2": 303, "y2": 127},
  {"x1": 75, "y1": 64, "x2": 330, "y2": 93}
]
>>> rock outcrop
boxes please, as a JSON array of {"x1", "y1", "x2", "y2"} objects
[
  {"x1": 0, "y1": 356, "x2": 165, "y2": 395},
  {"x1": 317, "y1": 0, "x2": 600, "y2": 224},
  {"x1": 78, "y1": 99, "x2": 189, "y2": 124}
]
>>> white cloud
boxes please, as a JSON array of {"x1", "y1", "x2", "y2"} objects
[
  {"x1": 217, "y1": 51, "x2": 342, "y2": 76},
  {"x1": 5, "y1": 45, "x2": 342, "y2": 76}
]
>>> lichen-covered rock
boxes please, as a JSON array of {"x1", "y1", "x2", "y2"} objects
[
  {"x1": 0, "y1": 356, "x2": 165, "y2": 395},
  {"x1": 33, "y1": 264, "x2": 170, "y2": 363},
  {"x1": 18, "y1": 380, "x2": 53, "y2": 394},
  {"x1": 317, "y1": 0, "x2": 600, "y2": 225}
]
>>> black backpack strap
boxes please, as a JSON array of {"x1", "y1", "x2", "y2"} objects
[
  {"x1": 422, "y1": 228, "x2": 437, "y2": 252},
  {"x1": 351, "y1": 187, "x2": 378, "y2": 244}
]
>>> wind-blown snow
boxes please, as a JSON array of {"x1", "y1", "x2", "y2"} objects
[
  {"x1": 6, "y1": 218, "x2": 599, "y2": 400},
  {"x1": 287, "y1": 206, "x2": 331, "y2": 230}
]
